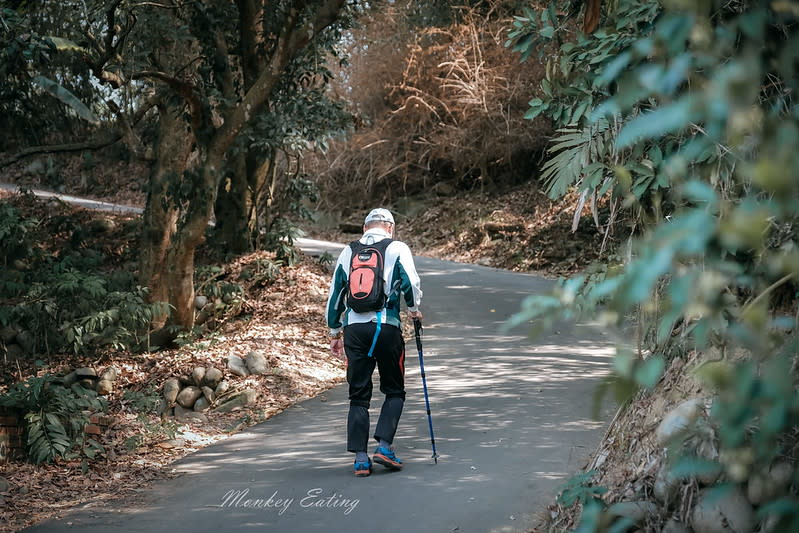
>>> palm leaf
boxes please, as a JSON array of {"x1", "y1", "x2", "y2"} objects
[
  {"x1": 33, "y1": 75, "x2": 100, "y2": 124},
  {"x1": 541, "y1": 118, "x2": 611, "y2": 199}
]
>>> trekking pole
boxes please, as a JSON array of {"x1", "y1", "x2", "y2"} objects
[{"x1": 413, "y1": 318, "x2": 438, "y2": 464}]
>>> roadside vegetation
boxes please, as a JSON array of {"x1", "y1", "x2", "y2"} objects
[{"x1": 502, "y1": 1, "x2": 799, "y2": 530}]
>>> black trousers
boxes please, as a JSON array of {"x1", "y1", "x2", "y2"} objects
[{"x1": 344, "y1": 322, "x2": 406, "y2": 453}]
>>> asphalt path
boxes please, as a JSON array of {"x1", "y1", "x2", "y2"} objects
[{"x1": 4, "y1": 185, "x2": 615, "y2": 533}]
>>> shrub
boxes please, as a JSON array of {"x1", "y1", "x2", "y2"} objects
[
  {"x1": 0, "y1": 374, "x2": 107, "y2": 464},
  {"x1": 0, "y1": 203, "x2": 169, "y2": 355}
]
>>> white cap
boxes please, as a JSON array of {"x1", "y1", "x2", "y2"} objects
[{"x1": 364, "y1": 208, "x2": 395, "y2": 225}]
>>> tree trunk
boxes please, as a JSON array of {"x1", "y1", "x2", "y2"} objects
[
  {"x1": 212, "y1": 1, "x2": 266, "y2": 254},
  {"x1": 214, "y1": 152, "x2": 259, "y2": 253},
  {"x1": 164, "y1": 148, "x2": 225, "y2": 328},
  {"x1": 140, "y1": 100, "x2": 190, "y2": 327}
]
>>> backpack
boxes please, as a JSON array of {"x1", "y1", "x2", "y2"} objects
[{"x1": 347, "y1": 238, "x2": 393, "y2": 313}]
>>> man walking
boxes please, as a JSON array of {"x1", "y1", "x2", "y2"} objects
[{"x1": 326, "y1": 208, "x2": 423, "y2": 477}]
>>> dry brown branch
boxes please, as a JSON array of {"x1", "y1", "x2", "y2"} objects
[{"x1": 309, "y1": 3, "x2": 552, "y2": 211}]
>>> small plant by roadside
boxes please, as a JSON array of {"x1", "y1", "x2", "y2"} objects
[
  {"x1": 121, "y1": 385, "x2": 179, "y2": 450},
  {"x1": 0, "y1": 374, "x2": 107, "y2": 464}
]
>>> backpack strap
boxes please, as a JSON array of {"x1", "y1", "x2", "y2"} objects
[{"x1": 366, "y1": 310, "x2": 382, "y2": 358}]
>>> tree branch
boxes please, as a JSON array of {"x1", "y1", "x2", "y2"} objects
[
  {"x1": 212, "y1": 0, "x2": 345, "y2": 156},
  {"x1": 0, "y1": 94, "x2": 161, "y2": 168},
  {"x1": 0, "y1": 136, "x2": 122, "y2": 168},
  {"x1": 132, "y1": 70, "x2": 203, "y2": 131}
]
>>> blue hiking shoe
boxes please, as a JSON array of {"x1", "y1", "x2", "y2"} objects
[
  {"x1": 354, "y1": 459, "x2": 372, "y2": 477},
  {"x1": 373, "y1": 446, "x2": 403, "y2": 470}
]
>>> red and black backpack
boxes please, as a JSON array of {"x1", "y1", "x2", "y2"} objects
[{"x1": 346, "y1": 238, "x2": 393, "y2": 313}]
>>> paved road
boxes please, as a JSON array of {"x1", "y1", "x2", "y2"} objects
[{"x1": 5, "y1": 186, "x2": 614, "y2": 533}]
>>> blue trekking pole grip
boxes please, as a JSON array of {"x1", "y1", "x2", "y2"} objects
[{"x1": 413, "y1": 318, "x2": 439, "y2": 464}]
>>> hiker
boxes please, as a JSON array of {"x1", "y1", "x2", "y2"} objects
[{"x1": 325, "y1": 208, "x2": 423, "y2": 477}]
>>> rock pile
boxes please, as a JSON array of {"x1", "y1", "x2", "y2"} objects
[
  {"x1": 60, "y1": 366, "x2": 121, "y2": 395},
  {"x1": 159, "y1": 352, "x2": 268, "y2": 421}
]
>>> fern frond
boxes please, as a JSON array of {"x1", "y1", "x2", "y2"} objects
[{"x1": 541, "y1": 118, "x2": 612, "y2": 199}]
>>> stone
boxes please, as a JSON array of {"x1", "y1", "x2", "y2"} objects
[
  {"x1": 194, "y1": 397, "x2": 210, "y2": 412},
  {"x1": 95, "y1": 379, "x2": 113, "y2": 395},
  {"x1": 90, "y1": 217, "x2": 116, "y2": 233},
  {"x1": 195, "y1": 309, "x2": 209, "y2": 325},
  {"x1": 0, "y1": 326, "x2": 16, "y2": 344},
  {"x1": 182, "y1": 412, "x2": 208, "y2": 423},
  {"x1": 15, "y1": 330, "x2": 34, "y2": 354},
  {"x1": 747, "y1": 461, "x2": 794, "y2": 505},
  {"x1": 173, "y1": 404, "x2": 207, "y2": 422},
  {"x1": 62, "y1": 371, "x2": 79, "y2": 387},
  {"x1": 176, "y1": 386, "x2": 203, "y2": 408},
  {"x1": 662, "y1": 519, "x2": 691, "y2": 533},
  {"x1": 431, "y1": 182, "x2": 455, "y2": 196},
  {"x1": 194, "y1": 295, "x2": 208, "y2": 309},
  {"x1": 245, "y1": 350, "x2": 269, "y2": 375},
  {"x1": 173, "y1": 404, "x2": 191, "y2": 420},
  {"x1": 75, "y1": 367, "x2": 98, "y2": 378},
  {"x1": 191, "y1": 367, "x2": 206, "y2": 386},
  {"x1": 214, "y1": 380, "x2": 230, "y2": 396},
  {"x1": 201, "y1": 386, "x2": 215, "y2": 403},
  {"x1": 178, "y1": 374, "x2": 194, "y2": 386},
  {"x1": 656, "y1": 399, "x2": 704, "y2": 446},
  {"x1": 79, "y1": 378, "x2": 97, "y2": 390},
  {"x1": 227, "y1": 355, "x2": 250, "y2": 377},
  {"x1": 204, "y1": 367, "x2": 223, "y2": 388},
  {"x1": 100, "y1": 367, "x2": 120, "y2": 382},
  {"x1": 653, "y1": 464, "x2": 681, "y2": 504},
  {"x1": 768, "y1": 461, "x2": 793, "y2": 493},
  {"x1": 607, "y1": 501, "x2": 659, "y2": 524},
  {"x1": 695, "y1": 435, "x2": 721, "y2": 486},
  {"x1": 212, "y1": 388, "x2": 258, "y2": 414},
  {"x1": 0, "y1": 476, "x2": 9, "y2": 493},
  {"x1": 163, "y1": 378, "x2": 180, "y2": 404},
  {"x1": 691, "y1": 486, "x2": 754, "y2": 533},
  {"x1": 759, "y1": 514, "x2": 780, "y2": 533}
]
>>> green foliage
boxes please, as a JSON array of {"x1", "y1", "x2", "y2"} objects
[
  {"x1": 508, "y1": 1, "x2": 659, "y2": 125},
  {"x1": 0, "y1": 203, "x2": 169, "y2": 354},
  {"x1": 32, "y1": 75, "x2": 99, "y2": 124},
  {"x1": 251, "y1": 258, "x2": 282, "y2": 287},
  {"x1": 0, "y1": 202, "x2": 39, "y2": 264},
  {"x1": 0, "y1": 374, "x2": 107, "y2": 464},
  {"x1": 318, "y1": 251, "x2": 335, "y2": 268},
  {"x1": 509, "y1": 0, "x2": 799, "y2": 526},
  {"x1": 0, "y1": 3, "x2": 104, "y2": 147},
  {"x1": 121, "y1": 385, "x2": 179, "y2": 450},
  {"x1": 557, "y1": 470, "x2": 607, "y2": 507},
  {"x1": 540, "y1": 119, "x2": 613, "y2": 199}
]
